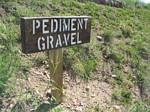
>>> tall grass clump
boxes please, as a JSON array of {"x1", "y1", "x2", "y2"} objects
[{"x1": 0, "y1": 20, "x2": 20, "y2": 95}]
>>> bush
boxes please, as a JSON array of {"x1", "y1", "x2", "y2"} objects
[
  {"x1": 0, "y1": 53, "x2": 19, "y2": 95},
  {"x1": 121, "y1": 89, "x2": 132, "y2": 104},
  {"x1": 64, "y1": 46, "x2": 97, "y2": 79},
  {"x1": 121, "y1": 25, "x2": 133, "y2": 38},
  {"x1": 129, "y1": 101, "x2": 150, "y2": 112},
  {"x1": 0, "y1": 21, "x2": 20, "y2": 95},
  {"x1": 144, "y1": 4, "x2": 150, "y2": 10},
  {"x1": 102, "y1": 30, "x2": 113, "y2": 44}
]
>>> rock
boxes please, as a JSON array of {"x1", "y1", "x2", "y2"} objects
[
  {"x1": 30, "y1": 109, "x2": 35, "y2": 112},
  {"x1": 43, "y1": 71, "x2": 50, "y2": 79},
  {"x1": 34, "y1": 71, "x2": 42, "y2": 75},
  {"x1": 45, "y1": 64, "x2": 49, "y2": 69},
  {"x1": 0, "y1": 7, "x2": 5, "y2": 17},
  {"x1": 65, "y1": 76, "x2": 70, "y2": 82},
  {"x1": 9, "y1": 103, "x2": 14, "y2": 108},
  {"x1": 132, "y1": 75, "x2": 136, "y2": 80},
  {"x1": 43, "y1": 71, "x2": 47, "y2": 75},
  {"x1": 76, "y1": 106, "x2": 83, "y2": 112},
  {"x1": 76, "y1": 79, "x2": 80, "y2": 84},
  {"x1": 45, "y1": 89, "x2": 52, "y2": 99},
  {"x1": 111, "y1": 74, "x2": 117, "y2": 78},
  {"x1": 85, "y1": 86, "x2": 90, "y2": 92},
  {"x1": 123, "y1": 66, "x2": 129, "y2": 73},
  {"x1": 72, "y1": 99, "x2": 78, "y2": 106},
  {"x1": 91, "y1": 93, "x2": 96, "y2": 97},
  {"x1": 79, "y1": 102, "x2": 84, "y2": 106},
  {"x1": 66, "y1": 104, "x2": 71, "y2": 108},
  {"x1": 97, "y1": 36, "x2": 103, "y2": 42},
  {"x1": 112, "y1": 105, "x2": 122, "y2": 112},
  {"x1": 42, "y1": 61, "x2": 47, "y2": 64}
]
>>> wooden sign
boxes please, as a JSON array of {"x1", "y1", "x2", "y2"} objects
[
  {"x1": 21, "y1": 16, "x2": 91, "y2": 53},
  {"x1": 20, "y1": 16, "x2": 91, "y2": 103}
]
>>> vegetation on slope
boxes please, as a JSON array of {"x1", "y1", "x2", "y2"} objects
[{"x1": 0, "y1": 0, "x2": 150, "y2": 111}]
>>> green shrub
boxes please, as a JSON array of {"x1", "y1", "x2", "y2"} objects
[
  {"x1": 0, "y1": 21, "x2": 20, "y2": 95},
  {"x1": 144, "y1": 4, "x2": 150, "y2": 10},
  {"x1": 102, "y1": 30, "x2": 113, "y2": 44},
  {"x1": 121, "y1": 89, "x2": 132, "y2": 104},
  {"x1": 110, "y1": 51, "x2": 124, "y2": 63},
  {"x1": 121, "y1": 25, "x2": 133, "y2": 38},
  {"x1": 112, "y1": 68, "x2": 124, "y2": 85},
  {"x1": 11, "y1": 101, "x2": 26, "y2": 112},
  {"x1": 112, "y1": 88, "x2": 132, "y2": 105},
  {"x1": 113, "y1": 30, "x2": 123, "y2": 38},
  {"x1": 0, "y1": 52, "x2": 19, "y2": 95},
  {"x1": 64, "y1": 46, "x2": 97, "y2": 79},
  {"x1": 129, "y1": 101, "x2": 150, "y2": 112},
  {"x1": 52, "y1": 107, "x2": 64, "y2": 112}
]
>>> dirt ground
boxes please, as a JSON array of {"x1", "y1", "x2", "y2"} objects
[
  {"x1": 1, "y1": 53, "x2": 140, "y2": 112},
  {"x1": 26, "y1": 65, "x2": 113, "y2": 112}
]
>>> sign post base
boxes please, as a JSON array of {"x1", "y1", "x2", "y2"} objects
[{"x1": 47, "y1": 48, "x2": 63, "y2": 103}]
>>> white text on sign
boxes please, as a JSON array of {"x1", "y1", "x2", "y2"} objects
[{"x1": 32, "y1": 18, "x2": 88, "y2": 51}]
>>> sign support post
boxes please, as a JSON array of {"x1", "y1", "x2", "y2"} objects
[{"x1": 47, "y1": 49, "x2": 63, "y2": 103}]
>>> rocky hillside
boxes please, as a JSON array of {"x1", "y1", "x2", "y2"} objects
[{"x1": 0, "y1": 0, "x2": 150, "y2": 112}]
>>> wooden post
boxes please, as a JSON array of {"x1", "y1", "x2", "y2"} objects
[{"x1": 47, "y1": 48, "x2": 63, "y2": 103}]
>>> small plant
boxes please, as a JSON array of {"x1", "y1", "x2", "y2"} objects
[
  {"x1": 109, "y1": 51, "x2": 124, "y2": 64},
  {"x1": 113, "y1": 30, "x2": 123, "y2": 38},
  {"x1": 0, "y1": 22, "x2": 20, "y2": 95},
  {"x1": 112, "y1": 88, "x2": 122, "y2": 102},
  {"x1": 116, "y1": 75, "x2": 124, "y2": 85},
  {"x1": 64, "y1": 46, "x2": 97, "y2": 79},
  {"x1": 120, "y1": 25, "x2": 133, "y2": 38},
  {"x1": 129, "y1": 101, "x2": 150, "y2": 112},
  {"x1": 11, "y1": 101, "x2": 26, "y2": 112},
  {"x1": 112, "y1": 88, "x2": 132, "y2": 105},
  {"x1": 102, "y1": 30, "x2": 113, "y2": 44},
  {"x1": 121, "y1": 88, "x2": 132, "y2": 104},
  {"x1": 94, "y1": 104, "x2": 102, "y2": 112},
  {"x1": 52, "y1": 107, "x2": 64, "y2": 112},
  {"x1": 85, "y1": 104, "x2": 103, "y2": 112}
]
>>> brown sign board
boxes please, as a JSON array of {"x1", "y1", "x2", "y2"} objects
[{"x1": 21, "y1": 16, "x2": 91, "y2": 54}]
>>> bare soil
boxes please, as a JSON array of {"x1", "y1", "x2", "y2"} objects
[
  {"x1": 1, "y1": 53, "x2": 140, "y2": 112},
  {"x1": 26, "y1": 64, "x2": 113, "y2": 112}
]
